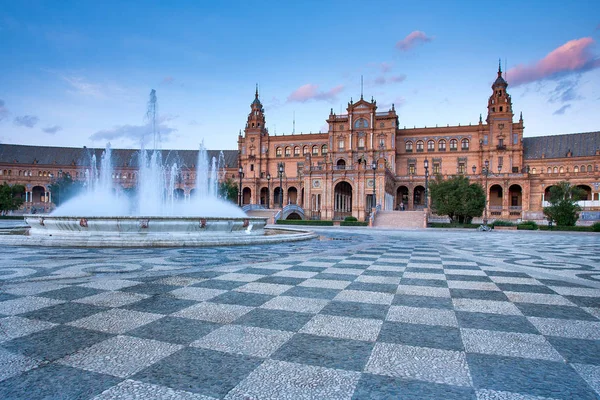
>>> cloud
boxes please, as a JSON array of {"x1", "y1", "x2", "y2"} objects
[
  {"x1": 62, "y1": 75, "x2": 105, "y2": 97},
  {"x1": 396, "y1": 31, "x2": 434, "y2": 51},
  {"x1": 188, "y1": 120, "x2": 199, "y2": 126},
  {"x1": 0, "y1": 99, "x2": 8, "y2": 121},
  {"x1": 507, "y1": 37, "x2": 600, "y2": 87},
  {"x1": 14, "y1": 115, "x2": 39, "y2": 128},
  {"x1": 373, "y1": 75, "x2": 407, "y2": 85},
  {"x1": 43, "y1": 125, "x2": 62, "y2": 134},
  {"x1": 380, "y1": 62, "x2": 393, "y2": 73},
  {"x1": 90, "y1": 119, "x2": 177, "y2": 144},
  {"x1": 552, "y1": 104, "x2": 572, "y2": 115},
  {"x1": 378, "y1": 97, "x2": 406, "y2": 110},
  {"x1": 162, "y1": 76, "x2": 174, "y2": 85},
  {"x1": 548, "y1": 78, "x2": 582, "y2": 103},
  {"x1": 287, "y1": 84, "x2": 344, "y2": 103}
]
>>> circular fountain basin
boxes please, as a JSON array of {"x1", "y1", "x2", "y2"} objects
[{"x1": 13, "y1": 214, "x2": 317, "y2": 247}]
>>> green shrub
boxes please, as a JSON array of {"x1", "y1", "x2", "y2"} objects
[
  {"x1": 427, "y1": 222, "x2": 479, "y2": 229},
  {"x1": 592, "y1": 222, "x2": 600, "y2": 232},
  {"x1": 276, "y1": 220, "x2": 333, "y2": 226},
  {"x1": 491, "y1": 220, "x2": 515, "y2": 227},
  {"x1": 344, "y1": 216, "x2": 358, "y2": 222},
  {"x1": 340, "y1": 221, "x2": 368, "y2": 226},
  {"x1": 517, "y1": 221, "x2": 538, "y2": 230},
  {"x1": 539, "y1": 225, "x2": 593, "y2": 232}
]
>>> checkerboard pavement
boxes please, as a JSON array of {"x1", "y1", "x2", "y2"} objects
[{"x1": 1, "y1": 238, "x2": 600, "y2": 399}]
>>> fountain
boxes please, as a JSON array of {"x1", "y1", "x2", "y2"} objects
[{"x1": 14, "y1": 90, "x2": 316, "y2": 247}]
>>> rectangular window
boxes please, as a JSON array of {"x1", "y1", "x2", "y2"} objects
[
  {"x1": 338, "y1": 140, "x2": 345, "y2": 150},
  {"x1": 250, "y1": 164, "x2": 254, "y2": 172},
  {"x1": 458, "y1": 163, "x2": 465, "y2": 174},
  {"x1": 409, "y1": 165, "x2": 415, "y2": 175},
  {"x1": 483, "y1": 135, "x2": 488, "y2": 145},
  {"x1": 433, "y1": 163, "x2": 440, "y2": 174},
  {"x1": 513, "y1": 134, "x2": 518, "y2": 145}
]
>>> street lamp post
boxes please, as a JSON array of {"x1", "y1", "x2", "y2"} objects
[
  {"x1": 371, "y1": 161, "x2": 377, "y2": 209},
  {"x1": 238, "y1": 166, "x2": 243, "y2": 207},
  {"x1": 278, "y1": 163, "x2": 284, "y2": 208},
  {"x1": 266, "y1": 173, "x2": 271, "y2": 209},
  {"x1": 483, "y1": 160, "x2": 489, "y2": 226},
  {"x1": 424, "y1": 159, "x2": 429, "y2": 209}
]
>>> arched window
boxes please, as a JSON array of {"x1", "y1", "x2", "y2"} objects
[
  {"x1": 321, "y1": 144, "x2": 328, "y2": 154},
  {"x1": 276, "y1": 147, "x2": 282, "y2": 157},
  {"x1": 358, "y1": 137, "x2": 365, "y2": 149},
  {"x1": 294, "y1": 146, "x2": 300, "y2": 156},
  {"x1": 588, "y1": 165, "x2": 593, "y2": 172},
  {"x1": 531, "y1": 168, "x2": 536, "y2": 174},
  {"x1": 405, "y1": 141, "x2": 413, "y2": 152},
  {"x1": 553, "y1": 167, "x2": 558, "y2": 173},
  {"x1": 427, "y1": 140, "x2": 435, "y2": 151},
  {"x1": 461, "y1": 138, "x2": 469, "y2": 150},
  {"x1": 312, "y1": 145, "x2": 319, "y2": 155},
  {"x1": 547, "y1": 167, "x2": 551, "y2": 174},
  {"x1": 581, "y1": 165, "x2": 586, "y2": 172},
  {"x1": 438, "y1": 139, "x2": 446, "y2": 151},
  {"x1": 574, "y1": 166, "x2": 579, "y2": 173},
  {"x1": 354, "y1": 118, "x2": 368, "y2": 129},
  {"x1": 450, "y1": 139, "x2": 458, "y2": 151},
  {"x1": 416, "y1": 140, "x2": 424, "y2": 152},
  {"x1": 559, "y1": 166, "x2": 564, "y2": 173},
  {"x1": 303, "y1": 146, "x2": 309, "y2": 155},
  {"x1": 285, "y1": 147, "x2": 291, "y2": 157}
]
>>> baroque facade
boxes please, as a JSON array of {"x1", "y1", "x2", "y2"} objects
[{"x1": 1, "y1": 65, "x2": 599, "y2": 222}]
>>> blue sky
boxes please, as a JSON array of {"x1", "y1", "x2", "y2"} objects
[{"x1": 0, "y1": 0, "x2": 599, "y2": 150}]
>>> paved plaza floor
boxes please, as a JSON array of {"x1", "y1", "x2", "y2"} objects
[{"x1": 0, "y1": 228, "x2": 599, "y2": 399}]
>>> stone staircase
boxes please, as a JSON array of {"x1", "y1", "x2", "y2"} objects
[
  {"x1": 373, "y1": 210, "x2": 427, "y2": 229},
  {"x1": 246, "y1": 209, "x2": 280, "y2": 225}
]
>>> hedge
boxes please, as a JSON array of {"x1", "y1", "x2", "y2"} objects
[
  {"x1": 517, "y1": 221, "x2": 538, "y2": 230},
  {"x1": 427, "y1": 223, "x2": 479, "y2": 229},
  {"x1": 340, "y1": 221, "x2": 368, "y2": 227},
  {"x1": 491, "y1": 220, "x2": 515, "y2": 227},
  {"x1": 344, "y1": 216, "x2": 358, "y2": 222},
  {"x1": 538, "y1": 225, "x2": 595, "y2": 232},
  {"x1": 276, "y1": 220, "x2": 334, "y2": 226}
]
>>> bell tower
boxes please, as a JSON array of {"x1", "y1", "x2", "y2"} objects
[{"x1": 245, "y1": 85, "x2": 267, "y2": 136}]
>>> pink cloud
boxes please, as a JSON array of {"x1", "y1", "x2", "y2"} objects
[
  {"x1": 507, "y1": 37, "x2": 600, "y2": 86},
  {"x1": 287, "y1": 84, "x2": 344, "y2": 103},
  {"x1": 395, "y1": 31, "x2": 433, "y2": 51},
  {"x1": 373, "y1": 75, "x2": 406, "y2": 86}
]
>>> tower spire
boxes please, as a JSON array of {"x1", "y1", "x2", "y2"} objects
[
  {"x1": 360, "y1": 75, "x2": 364, "y2": 100},
  {"x1": 498, "y1": 58, "x2": 502, "y2": 75},
  {"x1": 255, "y1": 83, "x2": 259, "y2": 99}
]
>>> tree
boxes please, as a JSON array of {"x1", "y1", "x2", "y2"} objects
[
  {"x1": 48, "y1": 175, "x2": 84, "y2": 207},
  {"x1": 219, "y1": 178, "x2": 238, "y2": 203},
  {"x1": 543, "y1": 181, "x2": 585, "y2": 226},
  {"x1": 0, "y1": 183, "x2": 25, "y2": 214},
  {"x1": 429, "y1": 175, "x2": 485, "y2": 224}
]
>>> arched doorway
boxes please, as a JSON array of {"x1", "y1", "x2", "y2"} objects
[
  {"x1": 260, "y1": 187, "x2": 269, "y2": 207},
  {"x1": 489, "y1": 184, "x2": 503, "y2": 216},
  {"x1": 333, "y1": 181, "x2": 352, "y2": 220},
  {"x1": 242, "y1": 187, "x2": 251, "y2": 205},
  {"x1": 577, "y1": 185, "x2": 592, "y2": 201},
  {"x1": 287, "y1": 187, "x2": 298, "y2": 205},
  {"x1": 544, "y1": 185, "x2": 557, "y2": 204},
  {"x1": 32, "y1": 186, "x2": 46, "y2": 203},
  {"x1": 413, "y1": 185, "x2": 425, "y2": 209},
  {"x1": 336, "y1": 159, "x2": 346, "y2": 170},
  {"x1": 508, "y1": 184, "x2": 522, "y2": 216},
  {"x1": 190, "y1": 188, "x2": 196, "y2": 198},
  {"x1": 396, "y1": 186, "x2": 408, "y2": 210},
  {"x1": 274, "y1": 187, "x2": 283, "y2": 208},
  {"x1": 173, "y1": 188, "x2": 184, "y2": 201},
  {"x1": 508, "y1": 185, "x2": 522, "y2": 207}
]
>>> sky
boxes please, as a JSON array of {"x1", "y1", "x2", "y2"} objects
[{"x1": 0, "y1": 0, "x2": 599, "y2": 151}]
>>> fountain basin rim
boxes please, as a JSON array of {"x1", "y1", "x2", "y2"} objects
[{"x1": 24, "y1": 214, "x2": 263, "y2": 221}]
